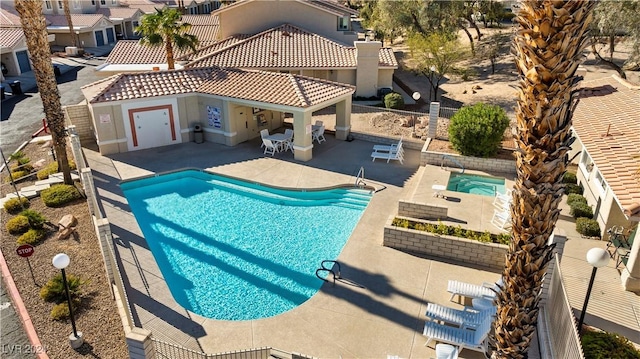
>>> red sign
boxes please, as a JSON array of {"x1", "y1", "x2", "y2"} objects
[{"x1": 16, "y1": 244, "x2": 34, "y2": 258}]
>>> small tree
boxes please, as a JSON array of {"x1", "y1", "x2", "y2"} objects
[
  {"x1": 408, "y1": 32, "x2": 467, "y2": 101},
  {"x1": 384, "y1": 92, "x2": 404, "y2": 109},
  {"x1": 448, "y1": 103, "x2": 509, "y2": 157}
]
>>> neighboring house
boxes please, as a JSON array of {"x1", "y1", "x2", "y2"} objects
[
  {"x1": 80, "y1": 66, "x2": 354, "y2": 161},
  {"x1": 119, "y1": 0, "x2": 166, "y2": 14},
  {"x1": 148, "y1": 0, "x2": 219, "y2": 14},
  {"x1": 569, "y1": 75, "x2": 639, "y2": 291},
  {"x1": 571, "y1": 75, "x2": 640, "y2": 234},
  {"x1": 96, "y1": 7, "x2": 144, "y2": 39},
  {"x1": 45, "y1": 14, "x2": 116, "y2": 47}
]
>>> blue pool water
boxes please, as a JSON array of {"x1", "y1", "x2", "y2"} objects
[
  {"x1": 120, "y1": 170, "x2": 371, "y2": 320},
  {"x1": 446, "y1": 173, "x2": 506, "y2": 197}
]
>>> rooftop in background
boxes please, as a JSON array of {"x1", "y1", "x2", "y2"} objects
[{"x1": 572, "y1": 75, "x2": 640, "y2": 217}]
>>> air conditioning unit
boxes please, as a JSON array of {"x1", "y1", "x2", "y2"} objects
[{"x1": 65, "y1": 46, "x2": 78, "y2": 56}]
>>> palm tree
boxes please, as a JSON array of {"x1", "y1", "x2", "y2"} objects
[
  {"x1": 62, "y1": 0, "x2": 77, "y2": 48},
  {"x1": 135, "y1": 8, "x2": 199, "y2": 70},
  {"x1": 490, "y1": 1, "x2": 596, "y2": 358},
  {"x1": 15, "y1": 0, "x2": 73, "y2": 185}
]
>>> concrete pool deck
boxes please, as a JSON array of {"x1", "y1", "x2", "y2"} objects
[{"x1": 84, "y1": 133, "x2": 639, "y2": 358}]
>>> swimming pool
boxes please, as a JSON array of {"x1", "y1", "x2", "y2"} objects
[
  {"x1": 446, "y1": 172, "x2": 506, "y2": 197},
  {"x1": 120, "y1": 169, "x2": 371, "y2": 320}
]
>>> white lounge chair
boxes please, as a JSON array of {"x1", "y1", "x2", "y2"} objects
[
  {"x1": 371, "y1": 142, "x2": 404, "y2": 164},
  {"x1": 425, "y1": 302, "x2": 496, "y2": 330},
  {"x1": 491, "y1": 208, "x2": 511, "y2": 231},
  {"x1": 493, "y1": 189, "x2": 512, "y2": 210},
  {"x1": 447, "y1": 279, "x2": 500, "y2": 303},
  {"x1": 312, "y1": 125, "x2": 326, "y2": 144},
  {"x1": 423, "y1": 315, "x2": 491, "y2": 358},
  {"x1": 373, "y1": 136, "x2": 403, "y2": 153},
  {"x1": 262, "y1": 138, "x2": 279, "y2": 156},
  {"x1": 436, "y1": 344, "x2": 459, "y2": 359}
]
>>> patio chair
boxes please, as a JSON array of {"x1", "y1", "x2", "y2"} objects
[
  {"x1": 447, "y1": 279, "x2": 500, "y2": 303},
  {"x1": 490, "y1": 208, "x2": 511, "y2": 231},
  {"x1": 493, "y1": 189, "x2": 512, "y2": 210},
  {"x1": 425, "y1": 302, "x2": 496, "y2": 330},
  {"x1": 371, "y1": 141, "x2": 404, "y2": 164},
  {"x1": 315, "y1": 120, "x2": 324, "y2": 127},
  {"x1": 423, "y1": 314, "x2": 491, "y2": 358},
  {"x1": 262, "y1": 138, "x2": 279, "y2": 156},
  {"x1": 373, "y1": 136, "x2": 403, "y2": 153},
  {"x1": 312, "y1": 125, "x2": 326, "y2": 144},
  {"x1": 435, "y1": 344, "x2": 459, "y2": 359},
  {"x1": 259, "y1": 129, "x2": 269, "y2": 148},
  {"x1": 283, "y1": 129, "x2": 294, "y2": 152}
]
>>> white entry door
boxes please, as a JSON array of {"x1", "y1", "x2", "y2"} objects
[{"x1": 129, "y1": 107, "x2": 178, "y2": 150}]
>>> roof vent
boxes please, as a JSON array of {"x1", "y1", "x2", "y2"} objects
[{"x1": 282, "y1": 31, "x2": 291, "y2": 37}]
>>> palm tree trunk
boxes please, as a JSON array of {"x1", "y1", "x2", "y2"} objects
[
  {"x1": 63, "y1": 0, "x2": 77, "y2": 48},
  {"x1": 165, "y1": 41, "x2": 175, "y2": 70},
  {"x1": 491, "y1": 1, "x2": 596, "y2": 358},
  {"x1": 15, "y1": 0, "x2": 73, "y2": 185}
]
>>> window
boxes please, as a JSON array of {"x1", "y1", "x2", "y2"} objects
[
  {"x1": 112, "y1": 0, "x2": 117, "y2": 4},
  {"x1": 91, "y1": 0, "x2": 96, "y2": 5},
  {"x1": 580, "y1": 151, "x2": 594, "y2": 174},
  {"x1": 45, "y1": 1, "x2": 52, "y2": 10},
  {"x1": 58, "y1": 1, "x2": 64, "y2": 9},
  {"x1": 594, "y1": 170, "x2": 608, "y2": 194},
  {"x1": 100, "y1": 0, "x2": 106, "y2": 5},
  {"x1": 338, "y1": 16, "x2": 349, "y2": 31},
  {"x1": 74, "y1": 0, "x2": 81, "y2": 8}
]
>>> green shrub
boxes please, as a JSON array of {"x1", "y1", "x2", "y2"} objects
[
  {"x1": 392, "y1": 218, "x2": 410, "y2": 228},
  {"x1": 448, "y1": 103, "x2": 510, "y2": 157},
  {"x1": 40, "y1": 184, "x2": 82, "y2": 207},
  {"x1": 7, "y1": 170, "x2": 30, "y2": 181},
  {"x1": 9, "y1": 151, "x2": 25, "y2": 161},
  {"x1": 566, "y1": 183, "x2": 584, "y2": 195},
  {"x1": 6, "y1": 215, "x2": 30, "y2": 235},
  {"x1": 3, "y1": 197, "x2": 29, "y2": 214},
  {"x1": 581, "y1": 329, "x2": 640, "y2": 359},
  {"x1": 50, "y1": 298, "x2": 81, "y2": 320},
  {"x1": 576, "y1": 218, "x2": 601, "y2": 238},
  {"x1": 384, "y1": 92, "x2": 404, "y2": 109},
  {"x1": 40, "y1": 273, "x2": 84, "y2": 303},
  {"x1": 570, "y1": 202, "x2": 593, "y2": 219},
  {"x1": 36, "y1": 160, "x2": 77, "y2": 180},
  {"x1": 566, "y1": 193, "x2": 587, "y2": 207},
  {"x1": 391, "y1": 217, "x2": 510, "y2": 244},
  {"x1": 17, "y1": 228, "x2": 47, "y2": 245},
  {"x1": 19, "y1": 209, "x2": 46, "y2": 229},
  {"x1": 562, "y1": 171, "x2": 577, "y2": 184}
]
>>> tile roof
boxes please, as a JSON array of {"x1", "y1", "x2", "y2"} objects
[
  {"x1": 179, "y1": 34, "x2": 250, "y2": 60},
  {"x1": 119, "y1": 0, "x2": 165, "y2": 13},
  {"x1": 0, "y1": 6, "x2": 22, "y2": 27},
  {"x1": 180, "y1": 14, "x2": 219, "y2": 26},
  {"x1": 0, "y1": 27, "x2": 24, "y2": 48},
  {"x1": 186, "y1": 24, "x2": 397, "y2": 69},
  {"x1": 187, "y1": 24, "x2": 220, "y2": 42},
  {"x1": 572, "y1": 75, "x2": 640, "y2": 217},
  {"x1": 96, "y1": 7, "x2": 143, "y2": 20},
  {"x1": 213, "y1": 0, "x2": 357, "y2": 17},
  {"x1": 45, "y1": 14, "x2": 107, "y2": 28},
  {"x1": 105, "y1": 40, "x2": 196, "y2": 64},
  {"x1": 84, "y1": 66, "x2": 354, "y2": 108}
]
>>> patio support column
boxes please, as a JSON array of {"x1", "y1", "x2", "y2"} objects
[
  {"x1": 334, "y1": 97, "x2": 351, "y2": 140},
  {"x1": 292, "y1": 110, "x2": 313, "y2": 161},
  {"x1": 621, "y1": 238, "x2": 640, "y2": 292}
]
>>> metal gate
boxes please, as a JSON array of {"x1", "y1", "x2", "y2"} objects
[{"x1": 16, "y1": 50, "x2": 31, "y2": 73}]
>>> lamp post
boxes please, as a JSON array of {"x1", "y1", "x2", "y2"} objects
[
  {"x1": 412, "y1": 91, "x2": 421, "y2": 138},
  {"x1": 577, "y1": 247, "x2": 610, "y2": 333},
  {"x1": 52, "y1": 253, "x2": 84, "y2": 349}
]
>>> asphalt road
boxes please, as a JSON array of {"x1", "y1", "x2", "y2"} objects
[
  {"x1": 0, "y1": 58, "x2": 104, "y2": 155},
  {"x1": 1, "y1": 285, "x2": 35, "y2": 359}
]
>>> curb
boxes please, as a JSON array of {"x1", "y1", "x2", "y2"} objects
[{"x1": 0, "y1": 248, "x2": 49, "y2": 359}]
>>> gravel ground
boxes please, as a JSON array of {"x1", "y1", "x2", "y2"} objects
[{"x1": 0, "y1": 138, "x2": 127, "y2": 359}]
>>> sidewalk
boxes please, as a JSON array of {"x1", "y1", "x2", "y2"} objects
[{"x1": 0, "y1": 44, "x2": 114, "y2": 102}]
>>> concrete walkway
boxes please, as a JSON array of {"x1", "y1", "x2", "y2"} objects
[{"x1": 84, "y1": 134, "x2": 639, "y2": 358}]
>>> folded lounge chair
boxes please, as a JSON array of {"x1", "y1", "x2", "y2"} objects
[
  {"x1": 423, "y1": 314, "x2": 491, "y2": 358},
  {"x1": 435, "y1": 344, "x2": 459, "y2": 359},
  {"x1": 448, "y1": 279, "x2": 501, "y2": 303},
  {"x1": 425, "y1": 302, "x2": 496, "y2": 330}
]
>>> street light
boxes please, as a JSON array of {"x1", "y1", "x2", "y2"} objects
[
  {"x1": 577, "y1": 247, "x2": 610, "y2": 333},
  {"x1": 52, "y1": 253, "x2": 84, "y2": 349},
  {"x1": 412, "y1": 92, "x2": 421, "y2": 138}
]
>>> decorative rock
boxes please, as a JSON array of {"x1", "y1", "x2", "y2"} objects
[
  {"x1": 33, "y1": 159, "x2": 46, "y2": 169},
  {"x1": 39, "y1": 140, "x2": 52, "y2": 148},
  {"x1": 57, "y1": 214, "x2": 78, "y2": 240}
]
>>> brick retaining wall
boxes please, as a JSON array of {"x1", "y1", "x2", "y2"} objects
[
  {"x1": 383, "y1": 216, "x2": 508, "y2": 271},
  {"x1": 420, "y1": 139, "x2": 516, "y2": 174},
  {"x1": 64, "y1": 104, "x2": 94, "y2": 145},
  {"x1": 397, "y1": 200, "x2": 448, "y2": 219}
]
